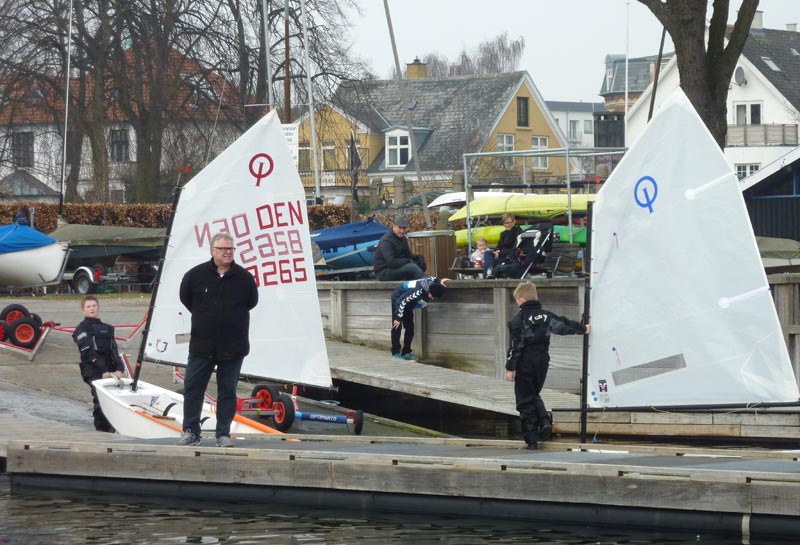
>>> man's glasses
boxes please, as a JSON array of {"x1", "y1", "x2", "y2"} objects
[{"x1": 213, "y1": 246, "x2": 235, "y2": 253}]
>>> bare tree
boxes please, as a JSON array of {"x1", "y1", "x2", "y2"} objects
[{"x1": 638, "y1": 0, "x2": 760, "y2": 148}]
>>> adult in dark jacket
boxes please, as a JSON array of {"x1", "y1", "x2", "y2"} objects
[
  {"x1": 373, "y1": 215, "x2": 426, "y2": 281},
  {"x1": 72, "y1": 295, "x2": 125, "y2": 432},
  {"x1": 177, "y1": 232, "x2": 259, "y2": 447},
  {"x1": 506, "y1": 281, "x2": 590, "y2": 449},
  {"x1": 483, "y1": 213, "x2": 523, "y2": 278}
]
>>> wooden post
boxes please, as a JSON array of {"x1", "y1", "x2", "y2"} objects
[
  {"x1": 494, "y1": 286, "x2": 509, "y2": 379},
  {"x1": 331, "y1": 287, "x2": 346, "y2": 340}
]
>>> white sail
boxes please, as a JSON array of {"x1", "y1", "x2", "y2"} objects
[
  {"x1": 588, "y1": 89, "x2": 799, "y2": 408},
  {"x1": 144, "y1": 112, "x2": 332, "y2": 388}
]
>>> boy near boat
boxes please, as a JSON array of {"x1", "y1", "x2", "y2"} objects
[
  {"x1": 506, "y1": 281, "x2": 590, "y2": 449},
  {"x1": 72, "y1": 295, "x2": 125, "y2": 432}
]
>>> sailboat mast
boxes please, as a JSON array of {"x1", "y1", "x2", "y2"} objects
[
  {"x1": 58, "y1": 0, "x2": 75, "y2": 217},
  {"x1": 299, "y1": 0, "x2": 321, "y2": 200}
]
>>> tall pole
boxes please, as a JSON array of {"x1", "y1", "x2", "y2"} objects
[
  {"x1": 299, "y1": 0, "x2": 320, "y2": 199},
  {"x1": 58, "y1": 0, "x2": 75, "y2": 218},
  {"x1": 624, "y1": 1, "x2": 630, "y2": 147},
  {"x1": 261, "y1": 0, "x2": 273, "y2": 111},
  {"x1": 284, "y1": 0, "x2": 291, "y2": 122},
  {"x1": 383, "y1": 0, "x2": 431, "y2": 227}
]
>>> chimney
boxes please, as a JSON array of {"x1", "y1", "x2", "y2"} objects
[
  {"x1": 406, "y1": 57, "x2": 427, "y2": 80},
  {"x1": 787, "y1": 23, "x2": 798, "y2": 32},
  {"x1": 751, "y1": 10, "x2": 763, "y2": 30}
]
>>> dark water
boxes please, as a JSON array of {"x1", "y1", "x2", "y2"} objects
[{"x1": 2, "y1": 475, "x2": 787, "y2": 545}]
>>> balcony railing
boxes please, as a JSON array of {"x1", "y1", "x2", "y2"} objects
[
  {"x1": 726, "y1": 124, "x2": 799, "y2": 147},
  {"x1": 298, "y1": 169, "x2": 368, "y2": 189}
]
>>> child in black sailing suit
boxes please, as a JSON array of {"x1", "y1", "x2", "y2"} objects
[
  {"x1": 390, "y1": 275, "x2": 449, "y2": 361},
  {"x1": 506, "y1": 281, "x2": 590, "y2": 449},
  {"x1": 72, "y1": 295, "x2": 125, "y2": 432}
]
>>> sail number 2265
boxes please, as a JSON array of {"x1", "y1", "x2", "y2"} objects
[{"x1": 238, "y1": 229, "x2": 308, "y2": 286}]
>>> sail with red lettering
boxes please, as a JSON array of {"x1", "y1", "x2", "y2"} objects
[{"x1": 144, "y1": 111, "x2": 331, "y2": 388}]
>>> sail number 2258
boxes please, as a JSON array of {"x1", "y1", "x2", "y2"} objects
[{"x1": 238, "y1": 229, "x2": 308, "y2": 286}]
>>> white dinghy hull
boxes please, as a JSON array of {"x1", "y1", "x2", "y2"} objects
[
  {"x1": 94, "y1": 377, "x2": 278, "y2": 439},
  {"x1": 0, "y1": 241, "x2": 69, "y2": 287}
]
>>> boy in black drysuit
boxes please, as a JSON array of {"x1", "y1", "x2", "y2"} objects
[
  {"x1": 506, "y1": 281, "x2": 590, "y2": 449},
  {"x1": 390, "y1": 276, "x2": 449, "y2": 361},
  {"x1": 72, "y1": 295, "x2": 125, "y2": 432}
]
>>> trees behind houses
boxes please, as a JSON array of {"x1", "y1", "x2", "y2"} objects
[
  {"x1": 638, "y1": 0, "x2": 760, "y2": 148},
  {"x1": 0, "y1": 0, "x2": 365, "y2": 203}
]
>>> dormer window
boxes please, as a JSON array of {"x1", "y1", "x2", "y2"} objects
[{"x1": 386, "y1": 131, "x2": 409, "y2": 168}]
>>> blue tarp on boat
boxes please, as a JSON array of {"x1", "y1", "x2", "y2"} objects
[
  {"x1": 310, "y1": 219, "x2": 388, "y2": 251},
  {"x1": 0, "y1": 223, "x2": 57, "y2": 254}
]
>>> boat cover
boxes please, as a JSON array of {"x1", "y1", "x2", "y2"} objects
[
  {"x1": 0, "y1": 223, "x2": 57, "y2": 254},
  {"x1": 310, "y1": 219, "x2": 388, "y2": 251}
]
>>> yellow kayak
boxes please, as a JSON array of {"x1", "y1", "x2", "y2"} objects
[{"x1": 448, "y1": 194, "x2": 595, "y2": 222}]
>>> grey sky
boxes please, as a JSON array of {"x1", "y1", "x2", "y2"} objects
[{"x1": 347, "y1": 1, "x2": 798, "y2": 103}]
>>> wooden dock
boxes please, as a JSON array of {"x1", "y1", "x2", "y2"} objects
[{"x1": 6, "y1": 432, "x2": 800, "y2": 539}]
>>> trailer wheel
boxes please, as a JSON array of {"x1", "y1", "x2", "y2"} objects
[
  {"x1": 1, "y1": 304, "x2": 30, "y2": 325},
  {"x1": 251, "y1": 384, "x2": 280, "y2": 410},
  {"x1": 272, "y1": 394, "x2": 295, "y2": 431},
  {"x1": 0, "y1": 320, "x2": 8, "y2": 342},
  {"x1": 9, "y1": 317, "x2": 40, "y2": 349},
  {"x1": 29, "y1": 313, "x2": 43, "y2": 328},
  {"x1": 352, "y1": 409, "x2": 364, "y2": 436},
  {"x1": 72, "y1": 270, "x2": 96, "y2": 294}
]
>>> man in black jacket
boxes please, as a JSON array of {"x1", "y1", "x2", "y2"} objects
[
  {"x1": 177, "y1": 232, "x2": 259, "y2": 447},
  {"x1": 72, "y1": 295, "x2": 125, "y2": 432},
  {"x1": 373, "y1": 215, "x2": 426, "y2": 281}
]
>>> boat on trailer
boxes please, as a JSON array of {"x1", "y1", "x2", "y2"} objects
[{"x1": 0, "y1": 223, "x2": 69, "y2": 288}]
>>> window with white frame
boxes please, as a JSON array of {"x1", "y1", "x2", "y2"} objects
[
  {"x1": 735, "y1": 103, "x2": 762, "y2": 125},
  {"x1": 322, "y1": 141, "x2": 336, "y2": 170},
  {"x1": 517, "y1": 97, "x2": 529, "y2": 127},
  {"x1": 735, "y1": 163, "x2": 759, "y2": 180},
  {"x1": 584, "y1": 119, "x2": 593, "y2": 134},
  {"x1": 497, "y1": 133, "x2": 515, "y2": 168},
  {"x1": 110, "y1": 129, "x2": 129, "y2": 162},
  {"x1": 298, "y1": 141, "x2": 310, "y2": 171},
  {"x1": 386, "y1": 132, "x2": 410, "y2": 167},
  {"x1": 568, "y1": 120, "x2": 580, "y2": 141},
  {"x1": 531, "y1": 136, "x2": 548, "y2": 169},
  {"x1": 12, "y1": 131, "x2": 34, "y2": 168}
]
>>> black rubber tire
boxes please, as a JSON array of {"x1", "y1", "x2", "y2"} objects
[
  {"x1": 352, "y1": 409, "x2": 365, "y2": 435},
  {"x1": 251, "y1": 384, "x2": 280, "y2": 409},
  {"x1": 1, "y1": 304, "x2": 30, "y2": 324},
  {"x1": 9, "y1": 317, "x2": 40, "y2": 349},
  {"x1": 72, "y1": 270, "x2": 96, "y2": 294},
  {"x1": 29, "y1": 313, "x2": 43, "y2": 328},
  {"x1": 272, "y1": 394, "x2": 295, "y2": 432},
  {"x1": 0, "y1": 320, "x2": 8, "y2": 342}
]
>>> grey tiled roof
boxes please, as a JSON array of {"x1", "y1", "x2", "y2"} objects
[
  {"x1": 735, "y1": 26, "x2": 800, "y2": 111},
  {"x1": 331, "y1": 72, "x2": 528, "y2": 173},
  {"x1": 598, "y1": 53, "x2": 674, "y2": 95},
  {"x1": 546, "y1": 101, "x2": 605, "y2": 113}
]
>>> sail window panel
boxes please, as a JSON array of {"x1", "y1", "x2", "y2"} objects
[
  {"x1": 531, "y1": 135, "x2": 549, "y2": 169},
  {"x1": 386, "y1": 134, "x2": 409, "y2": 168},
  {"x1": 322, "y1": 141, "x2": 336, "y2": 171},
  {"x1": 516, "y1": 97, "x2": 529, "y2": 127},
  {"x1": 497, "y1": 133, "x2": 514, "y2": 168},
  {"x1": 11, "y1": 131, "x2": 34, "y2": 168},
  {"x1": 110, "y1": 129, "x2": 129, "y2": 163}
]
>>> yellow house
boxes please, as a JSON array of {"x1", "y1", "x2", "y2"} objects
[{"x1": 296, "y1": 61, "x2": 569, "y2": 203}]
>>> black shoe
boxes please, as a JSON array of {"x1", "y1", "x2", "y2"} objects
[
  {"x1": 539, "y1": 424, "x2": 553, "y2": 442},
  {"x1": 520, "y1": 442, "x2": 538, "y2": 450}
]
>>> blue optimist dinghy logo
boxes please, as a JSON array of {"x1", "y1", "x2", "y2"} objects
[{"x1": 634, "y1": 176, "x2": 658, "y2": 214}]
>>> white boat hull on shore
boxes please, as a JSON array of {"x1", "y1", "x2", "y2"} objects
[
  {"x1": 0, "y1": 241, "x2": 69, "y2": 287},
  {"x1": 94, "y1": 377, "x2": 279, "y2": 439}
]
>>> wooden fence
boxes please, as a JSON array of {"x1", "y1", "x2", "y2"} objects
[{"x1": 318, "y1": 273, "x2": 800, "y2": 394}]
